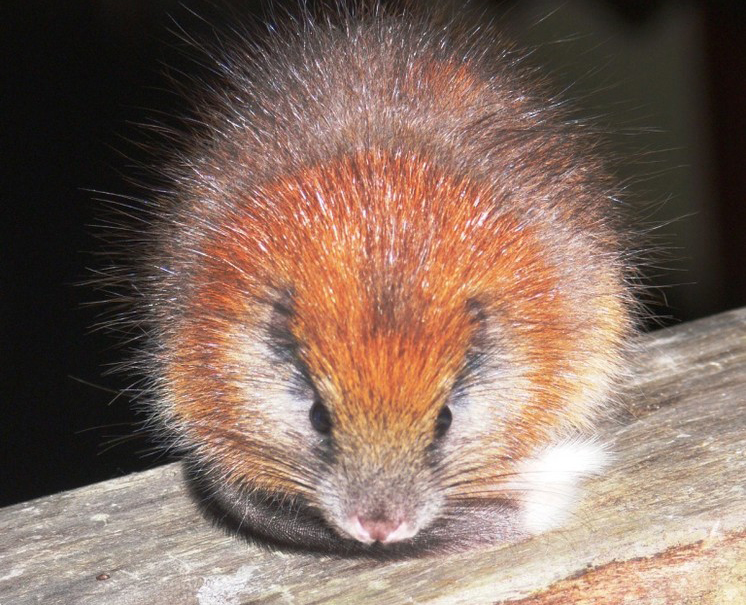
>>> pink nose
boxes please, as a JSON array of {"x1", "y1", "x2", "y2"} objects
[
  {"x1": 350, "y1": 515, "x2": 415, "y2": 544},
  {"x1": 358, "y1": 517, "x2": 401, "y2": 542}
]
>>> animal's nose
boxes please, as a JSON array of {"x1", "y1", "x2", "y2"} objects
[{"x1": 350, "y1": 515, "x2": 416, "y2": 543}]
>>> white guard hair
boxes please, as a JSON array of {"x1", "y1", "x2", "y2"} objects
[{"x1": 511, "y1": 439, "x2": 609, "y2": 535}]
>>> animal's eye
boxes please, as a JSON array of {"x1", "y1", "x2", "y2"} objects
[
  {"x1": 435, "y1": 405, "x2": 452, "y2": 438},
  {"x1": 310, "y1": 400, "x2": 332, "y2": 434}
]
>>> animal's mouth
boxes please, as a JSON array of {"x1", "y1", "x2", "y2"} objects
[{"x1": 189, "y1": 461, "x2": 533, "y2": 555}]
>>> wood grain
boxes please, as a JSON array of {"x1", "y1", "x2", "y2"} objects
[{"x1": 1, "y1": 308, "x2": 744, "y2": 605}]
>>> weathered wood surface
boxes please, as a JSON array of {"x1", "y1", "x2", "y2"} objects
[{"x1": 1, "y1": 308, "x2": 745, "y2": 605}]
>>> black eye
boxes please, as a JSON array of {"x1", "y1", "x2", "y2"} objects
[
  {"x1": 310, "y1": 400, "x2": 332, "y2": 434},
  {"x1": 435, "y1": 406, "x2": 452, "y2": 438}
]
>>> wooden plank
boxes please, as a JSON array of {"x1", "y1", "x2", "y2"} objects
[{"x1": 1, "y1": 308, "x2": 745, "y2": 605}]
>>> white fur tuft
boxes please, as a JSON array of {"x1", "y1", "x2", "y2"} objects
[{"x1": 512, "y1": 439, "x2": 609, "y2": 535}]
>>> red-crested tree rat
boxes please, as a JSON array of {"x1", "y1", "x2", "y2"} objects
[{"x1": 104, "y1": 3, "x2": 637, "y2": 554}]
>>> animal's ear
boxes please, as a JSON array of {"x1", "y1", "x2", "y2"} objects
[
  {"x1": 262, "y1": 286, "x2": 298, "y2": 363},
  {"x1": 461, "y1": 297, "x2": 491, "y2": 372},
  {"x1": 465, "y1": 297, "x2": 488, "y2": 325},
  {"x1": 509, "y1": 438, "x2": 609, "y2": 535}
]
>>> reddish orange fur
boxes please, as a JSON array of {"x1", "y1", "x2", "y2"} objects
[{"x1": 166, "y1": 148, "x2": 628, "y2": 495}]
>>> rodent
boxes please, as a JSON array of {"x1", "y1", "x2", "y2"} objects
[{"x1": 106, "y1": 3, "x2": 636, "y2": 554}]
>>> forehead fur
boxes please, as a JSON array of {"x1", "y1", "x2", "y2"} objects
[{"x1": 238, "y1": 150, "x2": 539, "y2": 425}]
